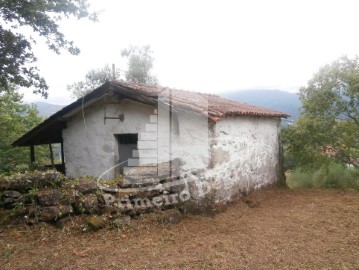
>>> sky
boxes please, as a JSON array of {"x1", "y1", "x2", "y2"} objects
[{"x1": 21, "y1": 0, "x2": 359, "y2": 105}]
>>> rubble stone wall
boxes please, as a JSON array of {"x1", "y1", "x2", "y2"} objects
[{"x1": 0, "y1": 171, "x2": 184, "y2": 229}]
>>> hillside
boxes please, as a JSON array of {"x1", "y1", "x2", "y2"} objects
[
  {"x1": 32, "y1": 102, "x2": 65, "y2": 117},
  {"x1": 222, "y1": 89, "x2": 301, "y2": 121}
]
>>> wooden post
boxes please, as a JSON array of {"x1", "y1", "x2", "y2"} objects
[
  {"x1": 276, "y1": 131, "x2": 287, "y2": 187},
  {"x1": 60, "y1": 142, "x2": 65, "y2": 166},
  {"x1": 49, "y1": 144, "x2": 55, "y2": 168},
  {"x1": 169, "y1": 89, "x2": 172, "y2": 179},
  {"x1": 30, "y1": 145, "x2": 35, "y2": 164}
]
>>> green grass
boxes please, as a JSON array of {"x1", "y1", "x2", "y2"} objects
[{"x1": 287, "y1": 163, "x2": 359, "y2": 190}]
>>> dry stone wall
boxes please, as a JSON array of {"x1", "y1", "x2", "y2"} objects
[{"x1": 0, "y1": 171, "x2": 183, "y2": 230}]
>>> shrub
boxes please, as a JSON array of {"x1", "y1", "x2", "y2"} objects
[{"x1": 287, "y1": 163, "x2": 359, "y2": 190}]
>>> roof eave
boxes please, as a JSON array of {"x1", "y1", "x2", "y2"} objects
[{"x1": 12, "y1": 82, "x2": 112, "y2": 147}]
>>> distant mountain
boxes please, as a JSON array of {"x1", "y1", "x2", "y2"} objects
[
  {"x1": 222, "y1": 89, "x2": 301, "y2": 121},
  {"x1": 31, "y1": 90, "x2": 300, "y2": 121},
  {"x1": 32, "y1": 102, "x2": 65, "y2": 117}
]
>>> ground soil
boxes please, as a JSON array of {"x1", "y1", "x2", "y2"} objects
[{"x1": 0, "y1": 188, "x2": 358, "y2": 269}]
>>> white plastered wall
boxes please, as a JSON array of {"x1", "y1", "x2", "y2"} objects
[
  {"x1": 62, "y1": 95, "x2": 282, "y2": 203},
  {"x1": 62, "y1": 97, "x2": 209, "y2": 179},
  {"x1": 197, "y1": 115, "x2": 281, "y2": 202}
]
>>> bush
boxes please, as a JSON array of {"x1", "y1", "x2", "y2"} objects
[
  {"x1": 286, "y1": 170, "x2": 314, "y2": 188},
  {"x1": 287, "y1": 163, "x2": 359, "y2": 190}
]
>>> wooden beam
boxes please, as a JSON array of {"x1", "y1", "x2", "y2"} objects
[
  {"x1": 49, "y1": 144, "x2": 55, "y2": 168},
  {"x1": 60, "y1": 142, "x2": 65, "y2": 166},
  {"x1": 30, "y1": 145, "x2": 35, "y2": 163}
]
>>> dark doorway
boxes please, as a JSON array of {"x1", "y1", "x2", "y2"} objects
[{"x1": 116, "y1": 133, "x2": 138, "y2": 173}]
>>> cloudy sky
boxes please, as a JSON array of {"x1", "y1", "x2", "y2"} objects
[{"x1": 22, "y1": 0, "x2": 359, "y2": 104}]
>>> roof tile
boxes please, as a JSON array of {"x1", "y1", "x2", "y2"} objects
[{"x1": 112, "y1": 80, "x2": 289, "y2": 119}]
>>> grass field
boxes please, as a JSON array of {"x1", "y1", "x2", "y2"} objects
[{"x1": 0, "y1": 188, "x2": 358, "y2": 269}]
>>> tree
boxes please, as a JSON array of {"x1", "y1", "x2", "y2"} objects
[
  {"x1": 0, "y1": 86, "x2": 45, "y2": 172},
  {"x1": 283, "y1": 56, "x2": 359, "y2": 169},
  {"x1": 68, "y1": 45, "x2": 158, "y2": 98},
  {"x1": 0, "y1": 0, "x2": 96, "y2": 97},
  {"x1": 121, "y1": 45, "x2": 158, "y2": 85},
  {"x1": 67, "y1": 64, "x2": 121, "y2": 99}
]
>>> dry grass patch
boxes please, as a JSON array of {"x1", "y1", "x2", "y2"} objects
[{"x1": 0, "y1": 188, "x2": 358, "y2": 269}]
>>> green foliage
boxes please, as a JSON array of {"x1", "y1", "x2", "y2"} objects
[
  {"x1": 67, "y1": 64, "x2": 121, "y2": 98},
  {"x1": 282, "y1": 120, "x2": 331, "y2": 170},
  {"x1": 0, "y1": 87, "x2": 47, "y2": 173},
  {"x1": 287, "y1": 163, "x2": 359, "y2": 190},
  {"x1": 10, "y1": 200, "x2": 25, "y2": 217},
  {"x1": 98, "y1": 175, "x2": 124, "y2": 188},
  {"x1": 283, "y1": 56, "x2": 359, "y2": 169},
  {"x1": 121, "y1": 45, "x2": 158, "y2": 85},
  {"x1": 67, "y1": 45, "x2": 158, "y2": 98},
  {"x1": 0, "y1": 0, "x2": 96, "y2": 97}
]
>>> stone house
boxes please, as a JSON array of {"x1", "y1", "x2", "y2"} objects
[{"x1": 13, "y1": 81, "x2": 288, "y2": 203}]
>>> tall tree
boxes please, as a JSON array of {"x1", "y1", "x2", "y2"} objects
[
  {"x1": 68, "y1": 45, "x2": 158, "y2": 98},
  {"x1": 283, "y1": 56, "x2": 359, "y2": 169},
  {"x1": 0, "y1": 86, "x2": 44, "y2": 172},
  {"x1": 121, "y1": 45, "x2": 158, "y2": 85},
  {"x1": 67, "y1": 64, "x2": 121, "y2": 99},
  {"x1": 0, "y1": 0, "x2": 96, "y2": 97}
]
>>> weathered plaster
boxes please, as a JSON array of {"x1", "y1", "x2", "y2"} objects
[
  {"x1": 63, "y1": 97, "x2": 209, "y2": 179},
  {"x1": 188, "y1": 115, "x2": 282, "y2": 203},
  {"x1": 63, "y1": 97, "x2": 154, "y2": 178}
]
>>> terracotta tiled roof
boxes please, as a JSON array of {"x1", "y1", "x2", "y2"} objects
[{"x1": 111, "y1": 80, "x2": 289, "y2": 120}]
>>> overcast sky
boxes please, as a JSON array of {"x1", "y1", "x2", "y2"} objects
[{"x1": 21, "y1": 0, "x2": 359, "y2": 104}]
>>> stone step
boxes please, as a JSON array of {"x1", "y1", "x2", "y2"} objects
[
  {"x1": 128, "y1": 158, "x2": 158, "y2": 167},
  {"x1": 132, "y1": 149, "x2": 158, "y2": 158},
  {"x1": 122, "y1": 176, "x2": 160, "y2": 185},
  {"x1": 123, "y1": 165, "x2": 158, "y2": 175}
]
